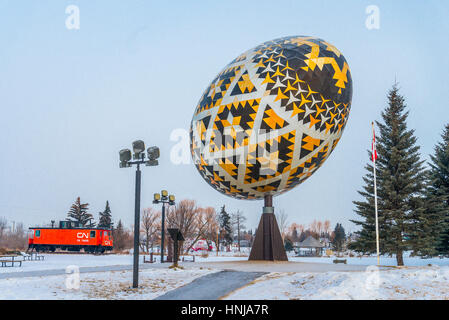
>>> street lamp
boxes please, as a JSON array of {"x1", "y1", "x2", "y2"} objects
[
  {"x1": 153, "y1": 190, "x2": 175, "y2": 263},
  {"x1": 119, "y1": 140, "x2": 160, "y2": 288}
]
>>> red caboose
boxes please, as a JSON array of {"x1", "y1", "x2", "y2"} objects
[{"x1": 28, "y1": 220, "x2": 113, "y2": 253}]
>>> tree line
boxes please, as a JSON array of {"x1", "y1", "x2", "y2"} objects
[
  {"x1": 66, "y1": 197, "x2": 113, "y2": 229},
  {"x1": 281, "y1": 218, "x2": 347, "y2": 253},
  {"x1": 135, "y1": 201, "x2": 253, "y2": 254},
  {"x1": 0, "y1": 217, "x2": 28, "y2": 251}
]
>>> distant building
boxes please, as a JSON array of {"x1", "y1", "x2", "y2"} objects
[
  {"x1": 232, "y1": 239, "x2": 251, "y2": 247},
  {"x1": 239, "y1": 240, "x2": 250, "y2": 247},
  {"x1": 294, "y1": 236, "x2": 325, "y2": 257}
]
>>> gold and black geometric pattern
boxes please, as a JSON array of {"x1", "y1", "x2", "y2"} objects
[{"x1": 190, "y1": 36, "x2": 352, "y2": 200}]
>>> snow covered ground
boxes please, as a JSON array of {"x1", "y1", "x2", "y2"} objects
[
  {"x1": 1, "y1": 252, "x2": 449, "y2": 299},
  {"x1": 1, "y1": 250, "x2": 446, "y2": 275},
  {"x1": 224, "y1": 265, "x2": 449, "y2": 300},
  {"x1": 289, "y1": 255, "x2": 449, "y2": 267},
  {"x1": 0, "y1": 254, "x2": 134, "y2": 273},
  {"x1": 0, "y1": 266, "x2": 217, "y2": 300},
  {"x1": 0, "y1": 253, "x2": 248, "y2": 274}
]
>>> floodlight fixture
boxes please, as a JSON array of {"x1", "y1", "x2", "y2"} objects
[
  {"x1": 153, "y1": 189, "x2": 176, "y2": 263},
  {"x1": 169, "y1": 194, "x2": 175, "y2": 205},
  {"x1": 147, "y1": 146, "x2": 160, "y2": 161},
  {"x1": 118, "y1": 139, "x2": 160, "y2": 288},
  {"x1": 119, "y1": 149, "x2": 132, "y2": 168},
  {"x1": 132, "y1": 140, "x2": 146, "y2": 159},
  {"x1": 153, "y1": 193, "x2": 161, "y2": 203},
  {"x1": 145, "y1": 159, "x2": 158, "y2": 167}
]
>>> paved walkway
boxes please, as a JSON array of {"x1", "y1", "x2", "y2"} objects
[
  {"x1": 0, "y1": 263, "x2": 166, "y2": 279},
  {"x1": 154, "y1": 261, "x2": 374, "y2": 300},
  {"x1": 191, "y1": 260, "x2": 371, "y2": 273},
  {"x1": 0, "y1": 259, "x2": 373, "y2": 280},
  {"x1": 155, "y1": 270, "x2": 266, "y2": 300}
]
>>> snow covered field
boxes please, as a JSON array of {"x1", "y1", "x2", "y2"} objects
[
  {"x1": 1, "y1": 252, "x2": 449, "y2": 299},
  {"x1": 1, "y1": 250, "x2": 446, "y2": 275},
  {"x1": 225, "y1": 266, "x2": 449, "y2": 300},
  {"x1": 1, "y1": 266, "x2": 217, "y2": 300},
  {"x1": 0, "y1": 254, "x2": 134, "y2": 274},
  {"x1": 0, "y1": 253, "x2": 248, "y2": 274},
  {"x1": 289, "y1": 255, "x2": 449, "y2": 267}
]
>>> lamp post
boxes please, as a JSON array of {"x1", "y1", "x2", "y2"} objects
[
  {"x1": 153, "y1": 190, "x2": 175, "y2": 263},
  {"x1": 119, "y1": 140, "x2": 160, "y2": 288}
]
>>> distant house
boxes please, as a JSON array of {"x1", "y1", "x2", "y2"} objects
[
  {"x1": 239, "y1": 240, "x2": 251, "y2": 247},
  {"x1": 320, "y1": 237, "x2": 331, "y2": 248},
  {"x1": 294, "y1": 236, "x2": 325, "y2": 257}
]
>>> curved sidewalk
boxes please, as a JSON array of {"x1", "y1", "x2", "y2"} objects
[
  {"x1": 155, "y1": 270, "x2": 266, "y2": 300},
  {"x1": 191, "y1": 260, "x2": 370, "y2": 273}
]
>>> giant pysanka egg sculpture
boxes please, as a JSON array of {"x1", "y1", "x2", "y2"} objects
[{"x1": 190, "y1": 36, "x2": 352, "y2": 200}]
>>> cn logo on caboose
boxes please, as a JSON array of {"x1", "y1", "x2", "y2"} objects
[{"x1": 76, "y1": 232, "x2": 89, "y2": 242}]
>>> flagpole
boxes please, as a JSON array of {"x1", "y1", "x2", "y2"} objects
[{"x1": 372, "y1": 122, "x2": 380, "y2": 266}]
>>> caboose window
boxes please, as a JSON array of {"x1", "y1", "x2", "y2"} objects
[
  {"x1": 90, "y1": 231, "x2": 96, "y2": 238},
  {"x1": 35, "y1": 230, "x2": 41, "y2": 237}
]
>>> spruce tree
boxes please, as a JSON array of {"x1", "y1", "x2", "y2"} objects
[
  {"x1": 113, "y1": 219, "x2": 125, "y2": 251},
  {"x1": 350, "y1": 151, "x2": 384, "y2": 254},
  {"x1": 218, "y1": 205, "x2": 233, "y2": 245},
  {"x1": 407, "y1": 172, "x2": 446, "y2": 257},
  {"x1": 429, "y1": 124, "x2": 449, "y2": 254},
  {"x1": 332, "y1": 223, "x2": 346, "y2": 253},
  {"x1": 67, "y1": 197, "x2": 95, "y2": 227},
  {"x1": 350, "y1": 84, "x2": 426, "y2": 266},
  {"x1": 98, "y1": 201, "x2": 113, "y2": 229}
]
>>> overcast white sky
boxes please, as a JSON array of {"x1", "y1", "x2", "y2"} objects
[{"x1": 0, "y1": 0, "x2": 448, "y2": 233}]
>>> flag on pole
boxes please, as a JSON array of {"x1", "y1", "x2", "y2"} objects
[
  {"x1": 371, "y1": 123, "x2": 378, "y2": 162},
  {"x1": 371, "y1": 122, "x2": 380, "y2": 265}
]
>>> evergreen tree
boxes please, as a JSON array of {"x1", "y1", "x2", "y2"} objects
[
  {"x1": 284, "y1": 238, "x2": 293, "y2": 251},
  {"x1": 350, "y1": 151, "x2": 381, "y2": 254},
  {"x1": 67, "y1": 197, "x2": 95, "y2": 227},
  {"x1": 429, "y1": 124, "x2": 449, "y2": 254},
  {"x1": 350, "y1": 84, "x2": 427, "y2": 266},
  {"x1": 407, "y1": 172, "x2": 447, "y2": 257},
  {"x1": 332, "y1": 223, "x2": 346, "y2": 253},
  {"x1": 218, "y1": 205, "x2": 233, "y2": 245},
  {"x1": 98, "y1": 201, "x2": 113, "y2": 229},
  {"x1": 113, "y1": 219, "x2": 125, "y2": 251},
  {"x1": 292, "y1": 228, "x2": 299, "y2": 243}
]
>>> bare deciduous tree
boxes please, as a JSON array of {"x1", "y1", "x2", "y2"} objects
[
  {"x1": 204, "y1": 211, "x2": 220, "y2": 253},
  {"x1": 317, "y1": 220, "x2": 323, "y2": 236},
  {"x1": 0, "y1": 219, "x2": 27, "y2": 250},
  {"x1": 166, "y1": 199, "x2": 201, "y2": 253},
  {"x1": 0, "y1": 217, "x2": 7, "y2": 241},
  {"x1": 310, "y1": 219, "x2": 318, "y2": 234},
  {"x1": 323, "y1": 220, "x2": 331, "y2": 235},
  {"x1": 275, "y1": 209, "x2": 289, "y2": 241},
  {"x1": 185, "y1": 206, "x2": 217, "y2": 253},
  {"x1": 231, "y1": 210, "x2": 246, "y2": 251},
  {"x1": 140, "y1": 207, "x2": 161, "y2": 253}
]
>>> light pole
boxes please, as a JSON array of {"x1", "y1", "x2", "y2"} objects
[
  {"x1": 153, "y1": 190, "x2": 175, "y2": 263},
  {"x1": 119, "y1": 140, "x2": 160, "y2": 288}
]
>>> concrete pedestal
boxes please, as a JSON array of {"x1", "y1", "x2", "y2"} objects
[{"x1": 248, "y1": 195, "x2": 288, "y2": 261}]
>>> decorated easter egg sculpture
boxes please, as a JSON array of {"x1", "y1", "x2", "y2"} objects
[{"x1": 190, "y1": 36, "x2": 352, "y2": 201}]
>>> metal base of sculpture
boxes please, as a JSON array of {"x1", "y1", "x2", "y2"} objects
[{"x1": 249, "y1": 195, "x2": 288, "y2": 261}]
